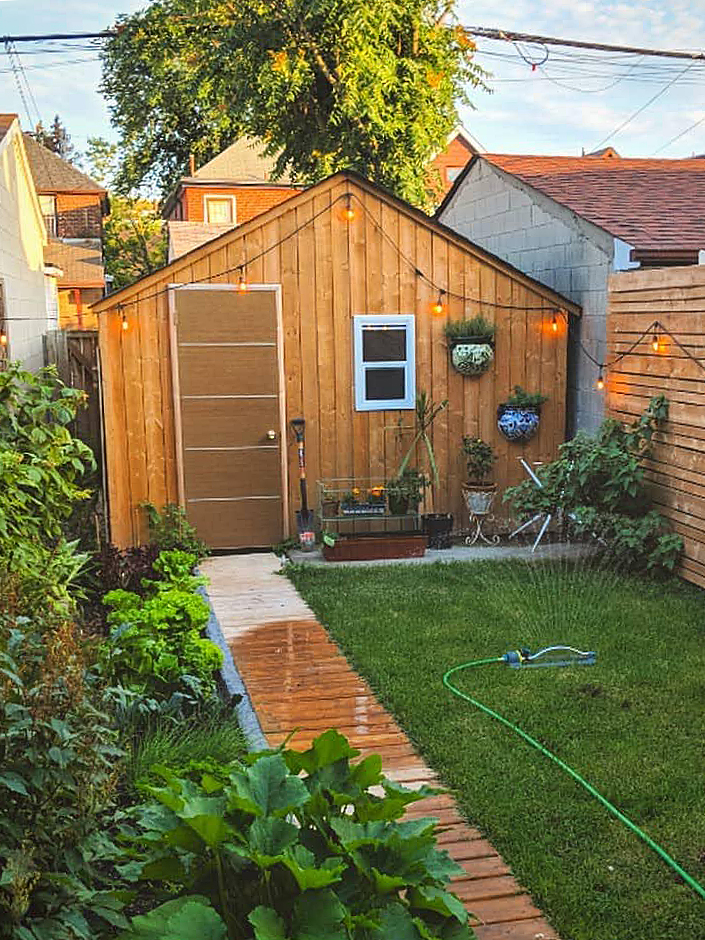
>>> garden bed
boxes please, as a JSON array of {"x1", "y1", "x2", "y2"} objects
[
  {"x1": 323, "y1": 532, "x2": 426, "y2": 561},
  {"x1": 288, "y1": 559, "x2": 705, "y2": 940}
]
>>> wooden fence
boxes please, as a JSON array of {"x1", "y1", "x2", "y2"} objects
[
  {"x1": 44, "y1": 329, "x2": 103, "y2": 465},
  {"x1": 607, "y1": 267, "x2": 705, "y2": 589}
]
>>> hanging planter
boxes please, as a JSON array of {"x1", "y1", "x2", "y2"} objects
[
  {"x1": 444, "y1": 316, "x2": 495, "y2": 377},
  {"x1": 497, "y1": 386, "x2": 548, "y2": 442}
]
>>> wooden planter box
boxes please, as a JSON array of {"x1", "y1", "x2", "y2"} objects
[{"x1": 323, "y1": 533, "x2": 426, "y2": 562}]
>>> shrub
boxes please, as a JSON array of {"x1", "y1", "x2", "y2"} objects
[
  {"x1": 117, "y1": 730, "x2": 473, "y2": 940},
  {"x1": 0, "y1": 618, "x2": 128, "y2": 938},
  {"x1": 500, "y1": 385, "x2": 548, "y2": 410},
  {"x1": 444, "y1": 315, "x2": 495, "y2": 342},
  {"x1": 142, "y1": 502, "x2": 207, "y2": 558},
  {"x1": 461, "y1": 437, "x2": 495, "y2": 485},
  {"x1": 504, "y1": 395, "x2": 683, "y2": 573},
  {"x1": 100, "y1": 550, "x2": 222, "y2": 698}
]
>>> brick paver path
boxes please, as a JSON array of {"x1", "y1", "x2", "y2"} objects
[{"x1": 202, "y1": 554, "x2": 560, "y2": 940}]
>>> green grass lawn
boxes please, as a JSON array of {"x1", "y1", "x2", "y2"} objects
[{"x1": 288, "y1": 559, "x2": 705, "y2": 940}]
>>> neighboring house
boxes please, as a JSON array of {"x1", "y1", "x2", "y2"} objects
[
  {"x1": 437, "y1": 150, "x2": 705, "y2": 433},
  {"x1": 23, "y1": 133, "x2": 108, "y2": 329},
  {"x1": 163, "y1": 137, "x2": 303, "y2": 261},
  {"x1": 93, "y1": 170, "x2": 578, "y2": 550},
  {"x1": 0, "y1": 113, "x2": 63, "y2": 372},
  {"x1": 165, "y1": 129, "x2": 481, "y2": 261}
]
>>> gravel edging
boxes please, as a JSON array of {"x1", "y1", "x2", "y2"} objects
[{"x1": 197, "y1": 583, "x2": 268, "y2": 752}]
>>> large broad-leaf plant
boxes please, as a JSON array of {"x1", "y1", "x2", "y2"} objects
[{"x1": 117, "y1": 730, "x2": 474, "y2": 939}]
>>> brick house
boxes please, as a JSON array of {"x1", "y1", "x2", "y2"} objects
[
  {"x1": 437, "y1": 150, "x2": 705, "y2": 433},
  {"x1": 23, "y1": 134, "x2": 108, "y2": 329},
  {"x1": 165, "y1": 129, "x2": 481, "y2": 260}
]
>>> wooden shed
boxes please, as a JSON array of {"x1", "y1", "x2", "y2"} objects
[{"x1": 93, "y1": 171, "x2": 579, "y2": 549}]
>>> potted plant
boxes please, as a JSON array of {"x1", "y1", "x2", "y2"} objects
[
  {"x1": 385, "y1": 468, "x2": 428, "y2": 516},
  {"x1": 444, "y1": 315, "x2": 495, "y2": 376},
  {"x1": 340, "y1": 486, "x2": 386, "y2": 515},
  {"x1": 461, "y1": 436, "x2": 497, "y2": 515},
  {"x1": 497, "y1": 386, "x2": 548, "y2": 442}
]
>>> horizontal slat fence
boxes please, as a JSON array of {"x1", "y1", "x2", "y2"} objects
[{"x1": 607, "y1": 267, "x2": 705, "y2": 588}]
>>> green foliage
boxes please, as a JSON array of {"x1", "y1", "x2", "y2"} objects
[
  {"x1": 142, "y1": 502, "x2": 208, "y2": 558},
  {"x1": 385, "y1": 468, "x2": 429, "y2": 507},
  {"x1": 460, "y1": 437, "x2": 495, "y2": 484},
  {"x1": 120, "y1": 896, "x2": 228, "y2": 939},
  {"x1": 101, "y1": 550, "x2": 222, "y2": 697},
  {"x1": 500, "y1": 386, "x2": 548, "y2": 410},
  {"x1": 504, "y1": 395, "x2": 683, "y2": 573},
  {"x1": 0, "y1": 618, "x2": 127, "y2": 938},
  {"x1": 397, "y1": 392, "x2": 448, "y2": 501},
  {"x1": 124, "y1": 702, "x2": 246, "y2": 795},
  {"x1": 117, "y1": 730, "x2": 472, "y2": 939},
  {"x1": 101, "y1": 0, "x2": 487, "y2": 207},
  {"x1": 444, "y1": 316, "x2": 494, "y2": 342},
  {"x1": 30, "y1": 114, "x2": 80, "y2": 165}
]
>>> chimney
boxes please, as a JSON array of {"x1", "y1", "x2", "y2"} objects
[{"x1": 189, "y1": 153, "x2": 196, "y2": 176}]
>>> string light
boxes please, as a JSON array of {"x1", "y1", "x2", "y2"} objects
[
  {"x1": 121, "y1": 308, "x2": 128, "y2": 332},
  {"x1": 652, "y1": 331, "x2": 660, "y2": 351},
  {"x1": 0, "y1": 329, "x2": 7, "y2": 347},
  {"x1": 552, "y1": 312, "x2": 558, "y2": 333},
  {"x1": 237, "y1": 267, "x2": 247, "y2": 292},
  {"x1": 343, "y1": 194, "x2": 355, "y2": 221},
  {"x1": 432, "y1": 290, "x2": 446, "y2": 316},
  {"x1": 596, "y1": 367, "x2": 605, "y2": 390}
]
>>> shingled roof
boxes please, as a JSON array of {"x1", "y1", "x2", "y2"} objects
[
  {"x1": 43, "y1": 240, "x2": 104, "y2": 287},
  {"x1": 23, "y1": 133, "x2": 105, "y2": 194},
  {"x1": 464, "y1": 152, "x2": 705, "y2": 252},
  {"x1": 194, "y1": 137, "x2": 294, "y2": 184}
]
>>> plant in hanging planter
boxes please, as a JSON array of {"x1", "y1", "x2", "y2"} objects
[
  {"x1": 461, "y1": 436, "x2": 497, "y2": 515},
  {"x1": 444, "y1": 315, "x2": 495, "y2": 376},
  {"x1": 385, "y1": 468, "x2": 429, "y2": 515},
  {"x1": 497, "y1": 385, "x2": 548, "y2": 442}
]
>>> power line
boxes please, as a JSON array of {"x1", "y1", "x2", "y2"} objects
[
  {"x1": 466, "y1": 26, "x2": 705, "y2": 62},
  {"x1": 0, "y1": 32, "x2": 114, "y2": 43},
  {"x1": 652, "y1": 111, "x2": 705, "y2": 155}
]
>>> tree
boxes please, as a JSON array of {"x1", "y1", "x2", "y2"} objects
[
  {"x1": 84, "y1": 137, "x2": 167, "y2": 290},
  {"x1": 32, "y1": 114, "x2": 80, "y2": 165},
  {"x1": 101, "y1": 0, "x2": 486, "y2": 207}
]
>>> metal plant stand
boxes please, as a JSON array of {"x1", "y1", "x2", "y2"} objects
[{"x1": 463, "y1": 487, "x2": 500, "y2": 547}]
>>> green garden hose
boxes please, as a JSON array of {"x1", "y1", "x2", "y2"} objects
[{"x1": 442, "y1": 657, "x2": 705, "y2": 902}]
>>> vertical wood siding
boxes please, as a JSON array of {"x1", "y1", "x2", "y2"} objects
[
  {"x1": 97, "y1": 175, "x2": 573, "y2": 547},
  {"x1": 607, "y1": 267, "x2": 705, "y2": 589}
]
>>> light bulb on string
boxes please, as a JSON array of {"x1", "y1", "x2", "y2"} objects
[
  {"x1": 652, "y1": 331, "x2": 659, "y2": 352},
  {"x1": 343, "y1": 194, "x2": 355, "y2": 221},
  {"x1": 551, "y1": 312, "x2": 558, "y2": 333},
  {"x1": 237, "y1": 267, "x2": 247, "y2": 292},
  {"x1": 432, "y1": 290, "x2": 446, "y2": 317},
  {"x1": 0, "y1": 326, "x2": 7, "y2": 347},
  {"x1": 121, "y1": 309, "x2": 128, "y2": 332},
  {"x1": 596, "y1": 367, "x2": 605, "y2": 391}
]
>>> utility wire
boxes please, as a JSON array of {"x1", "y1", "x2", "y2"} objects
[{"x1": 652, "y1": 111, "x2": 705, "y2": 155}]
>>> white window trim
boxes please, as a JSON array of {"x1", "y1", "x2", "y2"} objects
[
  {"x1": 203, "y1": 193, "x2": 237, "y2": 225},
  {"x1": 353, "y1": 314, "x2": 415, "y2": 411}
]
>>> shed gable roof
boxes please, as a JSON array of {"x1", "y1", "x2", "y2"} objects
[
  {"x1": 442, "y1": 152, "x2": 705, "y2": 252},
  {"x1": 93, "y1": 170, "x2": 580, "y2": 315}
]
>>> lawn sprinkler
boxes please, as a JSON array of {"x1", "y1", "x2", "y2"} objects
[{"x1": 501, "y1": 645, "x2": 596, "y2": 669}]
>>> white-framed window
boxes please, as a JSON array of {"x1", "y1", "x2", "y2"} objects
[
  {"x1": 353, "y1": 314, "x2": 415, "y2": 411},
  {"x1": 446, "y1": 166, "x2": 464, "y2": 184},
  {"x1": 203, "y1": 194, "x2": 236, "y2": 224}
]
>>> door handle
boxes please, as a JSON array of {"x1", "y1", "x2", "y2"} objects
[{"x1": 266, "y1": 429, "x2": 277, "y2": 440}]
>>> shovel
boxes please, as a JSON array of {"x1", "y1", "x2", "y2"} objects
[{"x1": 291, "y1": 418, "x2": 316, "y2": 551}]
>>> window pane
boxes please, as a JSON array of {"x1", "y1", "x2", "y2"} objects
[
  {"x1": 362, "y1": 327, "x2": 406, "y2": 362},
  {"x1": 206, "y1": 198, "x2": 234, "y2": 223},
  {"x1": 365, "y1": 367, "x2": 405, "y2": 401}
]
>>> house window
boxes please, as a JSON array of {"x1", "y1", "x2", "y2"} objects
[
  {"x1": 446, "y1": 166, "x2": 464, "y2": 184},
  {"x1": 353, "y1": 315, "x2": 415, "y2": 411},
  {"x1": 39, "y1": 194, "x2": 57, "y2": 237},
  {"x1": 204, "y1": 195, "x2": 236, "y2": 224}
]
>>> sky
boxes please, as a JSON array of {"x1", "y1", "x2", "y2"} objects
[{"x1": 1, "y1": 0, "x2": 705, "y2": 163}]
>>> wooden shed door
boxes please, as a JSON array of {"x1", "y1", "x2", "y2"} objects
[{"x1": 170, "y1": 286, "x2": 286, "y2": 549}]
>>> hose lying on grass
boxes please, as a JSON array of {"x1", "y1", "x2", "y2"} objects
[{"x1": 443, "y1": 650, "x2": 705, "y2": 903}]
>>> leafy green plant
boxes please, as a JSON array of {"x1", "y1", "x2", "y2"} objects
[
  {"x1": 120, "y1": 895, "x2": 227, "y2": 939},
  {"x1": 100, "y1": 550, "x2": 222, "y2": 698},
  {"x1": 385, "y1": 468, "x2": 429, "y2": 512},
  {"x1": 117, "y1": 730, "x2": 473, "y2": 939},
  {"x1": 0, "y1": 617, "x2": 128, "y2": 939},
  {"x1": 396, "y1": 392, "x2": 448, "y2": 513},
  {"x1": 500, "y1": 386, "x2": 548, "y2": 410},
  {"x1": 142, "y1": 502, "x2": 207, "y2": 559},
  {"x1": 504, "y1": 396, "x2": 682, "y2": 573},
  {"x1": 444, "y1": 315, "x2": 495, "y2": 343},
  {"x1": 461, "y1": 437, "x2": 495, "y2": 485}
]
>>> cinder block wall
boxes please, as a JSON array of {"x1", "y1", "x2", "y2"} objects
[{"x1": 439, "y1": 159, "x2": 614, "y2": 435}]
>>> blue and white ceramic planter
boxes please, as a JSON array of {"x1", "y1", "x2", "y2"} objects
[
  {"x1": 450, "y1": 339, "x2": 494, "y2": 376},
  {"x1": 497, "y1": 404, "x2": 541, "y2": 442}
]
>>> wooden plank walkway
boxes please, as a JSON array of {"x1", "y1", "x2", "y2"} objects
[{"x1": 202, "y1": 554, "x2": 560, "y2": 940}]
